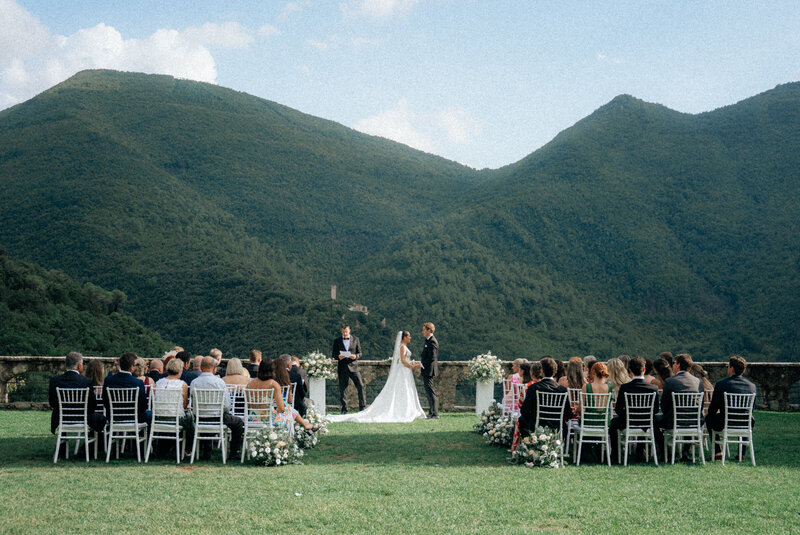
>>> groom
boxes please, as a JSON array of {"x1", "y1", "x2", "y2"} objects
[
  {"x1": 417, "y1": 322, "x2": 439, "y2": 419},
  {"x1": 332, "y1": 324, "x2": 365, "y2": 414}
]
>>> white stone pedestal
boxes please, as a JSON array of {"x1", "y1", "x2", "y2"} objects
[
  {"x1": 475, "y1": 379, "x2": 494, "y2": 415},
  {"x1": 309, "y1": 377, "x2": 327, "y2": 417}
]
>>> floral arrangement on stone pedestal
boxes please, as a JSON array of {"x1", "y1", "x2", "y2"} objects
[
  {"x1": 302, "y1": 350, "x2": 336, "y2": 379},
  {"x1": 468, "y1": 351, "x2": 504, "y2": 382}
]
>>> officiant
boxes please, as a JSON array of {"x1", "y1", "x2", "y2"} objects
[{"x1": 332, "y1": 324, "x2": 366, "y2": 414}]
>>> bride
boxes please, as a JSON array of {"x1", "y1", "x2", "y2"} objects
[{"x1": 327, "y1": 331, "x2": 426, "y2": 423}]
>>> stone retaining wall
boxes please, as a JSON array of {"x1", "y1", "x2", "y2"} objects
[{"x1": 2, "y1": 356, "x2": 799, "y2": 411}]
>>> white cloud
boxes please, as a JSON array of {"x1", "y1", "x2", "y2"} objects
[
  {"x1": 354, "y1": 98, "x2": 482, "y2": 157},
  {"x1": 354, "y1": 98, "x2": 435, "y2": 153},
  {"x1": 437, "y1": 107, "x2": 481, "y2": 144},
  {"x1": 258, "y1": 24, "x2": 281, "y2": 38},
  {"x1": 340, "y1": 0, "x2": 419, "y2": 20},
  {"x1": 296, "y1": 64, "x2": 311, "y2": 75},
  {"x1": 596, "y1": 52, "x2": 622, "y2": 64},
  {"x1": 0, "y1": 0, "x2": 252, "y2": 109},
  {"x1": 351, "y1": 36, "x2": 383, "y2": 48},
  {"x1": 183, "y1": 22, "x2": 254, "y2": 49},
  {"x1": 279, "y1": 2, "x2": 303, "y2": 22},
  {"x1": 307, "y1": 39, "x2": 331, "y2": 51},
  {"x1": 0, "y1": 0, "x2": 51, "y2": 63}
]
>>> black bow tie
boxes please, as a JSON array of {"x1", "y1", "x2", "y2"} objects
[{"x1": 343, "y1": 337, "x2": 350, "y2": 340}]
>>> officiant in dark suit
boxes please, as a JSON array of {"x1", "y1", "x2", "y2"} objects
[{"x1": 332, "y1": 324, "x2": 365, "y2": 414}]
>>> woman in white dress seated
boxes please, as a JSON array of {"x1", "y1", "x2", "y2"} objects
[{"x1": 328, "y1": 331, "x2": 426, "y2": 423}]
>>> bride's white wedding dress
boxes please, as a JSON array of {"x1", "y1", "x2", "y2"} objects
[{"x1": 327, "y1": 332, "x2": 426, "y2": 423}]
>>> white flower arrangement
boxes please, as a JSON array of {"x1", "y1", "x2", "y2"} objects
[
  {"x1": 248, "y1": 426, "x2": 304, "y2": 466},
  {"x1": 473, "y1": 400, "x2": 502, "y2": 435},
  {"x1": 468, "y1": 351, "x2": 504, "y2": 382},
  {"x1": 302, "y1": 350, "x2": 336, "y2": 379},
  {"x1": 510, "y1": 426, "x2": 563, "y2": 468},
  {"x1": 293, "y1": 405, "x2": 329, "y2": 449},
  {"x1": 483, "y1": 413, "x2": 515, "y2": 447}
]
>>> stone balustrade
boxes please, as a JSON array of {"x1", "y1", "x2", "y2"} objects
[{"x1": 2, "y1": 356, "x2": 799, "y2": 411}]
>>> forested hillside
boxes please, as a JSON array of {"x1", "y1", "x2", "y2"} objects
[
  {"x1": 0, "y1": 248, "x2": 169, "y2": 356},
  {"x1": 0, "y1": 70, "x2": 797, "y2": 361}
]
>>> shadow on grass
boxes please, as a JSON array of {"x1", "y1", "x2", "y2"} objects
[{"x1": 308, "y1": 429, "x2": 510, "y2": 467}]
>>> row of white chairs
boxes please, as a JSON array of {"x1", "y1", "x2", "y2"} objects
[
  {"x1": 53, "y1": 386, "x2": 293, "y2": 464},
  {"x1": 522, "y1": 390, "x2": 756, "y2": 467}
]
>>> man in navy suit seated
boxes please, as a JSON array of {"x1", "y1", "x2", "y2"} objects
[
  {"x1": 706, "y1": 355, "x2": 757, "y2": 459},
  {"x1": 517, "y1": 357, "x2": 573, "y2": 438},
  {"x1": 103, "y1": 352, "x2": 150, "y2": 423},
  {"x1": 609, "y1": 356, "x2": 659, "y2": 463},
  {"x1": 49, "y1": 351, "x2": 106, "y2": 435}
]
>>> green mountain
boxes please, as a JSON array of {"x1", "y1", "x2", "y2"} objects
[
  {"x1": 0, "y1": 247, "x2": 170, "y2": 356},
  {"x1": 0, "y1": 70, "x2": 797, "y2": 361}
]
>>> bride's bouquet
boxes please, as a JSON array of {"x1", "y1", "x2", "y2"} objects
[
  {"x1": 468, "y1": 351, "x2": 504, "y2": 382},
  {"x1": 247, "y1": 427, "x2": 304, "y2": 466},
  {"x1": 510, "y1": 426, "x2": 563, "y2": 469},
  {"x1": 302, "y1": 350, "x2": 336, "y2": 379}
]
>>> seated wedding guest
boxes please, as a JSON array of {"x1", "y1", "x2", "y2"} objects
[
  {"x1": 287, "y1": 354, "x2": 308, "y2": 417},
  {"x1": 706, "y1": 355, "x2": 756, "y2": 459},
  {"x1": 530, "y1": 361, "x2": 543, "y2": 382},
  {"x1": 209, "y1": 348, "x2": 226, "y2": 378},
  {"x1": 222, "y1": 358, "x2": 251, "y2": 386},
  {"x1": 176, "y1": 351, "x2": 200, "y2": 385},
  {"x1": 246, "y1": 360, "x2": 318, "y2": 432},
  {"x1": 560, "y1": 358, "x2": 585, "y2": 391},
  {"x1": 193, "y1": 356, "x2": 203, "y2": 372},
  {"x1": 582, "y1": 361, "x2": 611, "y2": 400},
  {"x1": 133, "y1": 357, "x2": 155, "y2": 391},
  {"x1": 83, "y1": 359, "x2": 105, "y2": 388},
  {"x1": 147, "y1": 359, "x2": 163, "y2": 383},
  {"x1": 656, "y1": 354, "x2": 702, "y2": 429},
  {"x1": 103, "y1": 352, "x2": 149, "y2": 423},
  {"x1": 192, "y1": 356, "x2": 244, "y2": 459},
  {"x1": 653, "y1": 358, "x2": 673, "y2": 390},
  {"x1": 644, "y1": 358, "x2": 658, "y2": 385},
  {"x1": 50, "y1": 352, "x2": 106, "y2": 435},
  {"x1": 155, "y1": 357, "x2": 189, "y2": 410},
  {"x1": 606, "y1": 358, "x2": 630, "y2": 401},
  {"x1": 248, "y1": 349, "x2": 262, "y2": 378},
  {"x1": 618, "y1": 355, "x2": 631, "y2": 374},
  {"x1": 690, "y1": 363, "x2": 713, "y2": 391},
  {"x1": 508, "y1": 359, "x2": 527, "y2": 383},
  {"x1": 658, "y1": 351, "x2": 674, "y2": 368},
  {"x1": 517, "y1": 357, "x2": 573, "y2": 439},
  {"x1": 555, "y1": 360, "x2": 566, "y2": 384},
  {"x1": 609, "y1": 356, "x2": 659, "y2": 463},
  {"x1": 582, "y1": 355, "x2": 597, "y2": 382}
]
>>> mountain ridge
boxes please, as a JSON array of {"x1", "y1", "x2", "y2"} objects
[{"x1": 0, "y1": 69, "x2": 798, "y2": 361}]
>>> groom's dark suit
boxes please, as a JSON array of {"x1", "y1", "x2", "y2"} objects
[
  {"x1": 420, "y1": 335, "x2": 439, "y2": 417},
  {"x1": 332, "y1": 334, "x2": 365, "y2": 412}
]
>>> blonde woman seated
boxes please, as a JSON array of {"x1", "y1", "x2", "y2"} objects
[
  {"x1": 133, "y1": 357, "x2": 155, "y2": 389},
  {"x1": 154, "y1": 358, "x2": 189, "y2": 414},
  {"x1": 246, "y1": 360, "x2": 318, "y2": 432},
  {"x1": 606, "y1": 358, "x2": 629, "y2": 402},
  {"x1": 222, "y1": 358, "x2": 251, "y2": 386}
]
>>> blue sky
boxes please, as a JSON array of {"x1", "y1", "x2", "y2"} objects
[{"x1": 2, "y1": 0, "x2": 799, "y2": 169}]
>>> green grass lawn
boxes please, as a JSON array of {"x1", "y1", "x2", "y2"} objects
[{"x1": 0, "y1": 410, "x2": 798, "y2": 534}]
